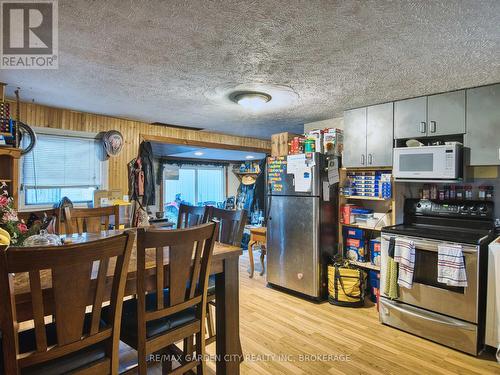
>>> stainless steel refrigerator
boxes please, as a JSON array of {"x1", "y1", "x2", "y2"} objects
[{"x1": 266, "y1": 153, "x2": 338, "y2": 299}]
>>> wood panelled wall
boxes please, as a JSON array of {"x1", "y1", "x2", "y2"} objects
[{"x1": 9, "y1": 101, "x2": 271, "y2": 194}]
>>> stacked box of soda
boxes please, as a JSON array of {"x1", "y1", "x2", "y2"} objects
[
  {"x1": 380, "y1": 173, "x2": 392, "y2": 199},
  {"x1": 347, "y1": 171, "x2": 392, "y2": 198}
]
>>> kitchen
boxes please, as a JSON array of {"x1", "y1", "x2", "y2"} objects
[{"x1": 0, "y1": 1, "x2": 499, "y2": 374}]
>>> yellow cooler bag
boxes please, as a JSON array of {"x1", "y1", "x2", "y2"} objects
[{"x1": 328, "y1": 261, "x2": 366, "y2": 307}]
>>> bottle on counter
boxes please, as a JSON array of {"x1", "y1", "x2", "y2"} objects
[
  {"x1": 465, "y1": 185, "x2": 473, "y2": 200},
  {"x1": 449, "y1": 185, "x2": 456, "y2": 200},
  {"x1": 444, "y1": 185, "x2": 450, "y2": 200},
  {"x1": 422, "y1": 184, "x2": 430, "y2": 200},
  {"x1": 479, "y1": 186, "x2": 486, "y2": 200},
  {"x1": 430, "y1": 184, "x2": 438, "y2": 200},
  {"x1": 456, "y1": 185, "x2": 464, "y2": 200},
  {"x1": 486, "y1": 186, "x2": 494, "y2": 200}
]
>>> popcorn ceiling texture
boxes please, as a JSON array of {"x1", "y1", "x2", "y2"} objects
[{"x1": 0, "y1": 0, "x2": 499, "y2": 139}]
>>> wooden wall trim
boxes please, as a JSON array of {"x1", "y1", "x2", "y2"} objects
[
  {"x1": 9, "y1": 100, "x2": 271, "y2": 196},
  {"x1": 141, "y1": 134, "x2": 270, "y2": 154}
]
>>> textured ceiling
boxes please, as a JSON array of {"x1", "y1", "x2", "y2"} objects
[{"x1": 1, "y1": 0, "x2": 499, "y2": 139}]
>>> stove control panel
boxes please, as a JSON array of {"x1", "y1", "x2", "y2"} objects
[{"x1": 408, "y1": 199, "x2": 494, "y2": 219}]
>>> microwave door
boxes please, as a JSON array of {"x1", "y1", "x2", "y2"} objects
[{"x1": 396, "y1": 151, "x2": 436, "y2": 179}]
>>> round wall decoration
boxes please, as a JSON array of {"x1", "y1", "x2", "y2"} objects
[{"x1": 102, "y1": 130, "x2": 124, "y2": 157}]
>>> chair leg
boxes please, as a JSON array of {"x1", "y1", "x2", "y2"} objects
[
  {"x1": 161, "y1": 348, "x2": 173, "y2": 374},
  {"x1": 206, "y1": 302, "x2": 215, "y2": 341},
  {"x1": 260, "y1": 245, "x2": 266, "y2": 276},
  {"x1": 137, "y1": 346, "x2": 148, "y2": 375},
  {"x1": 195, "y1": 331, "x2": 206, "y2": 375},
  {"x1": 184, "y1": 335, "x2": 194, "y2": 358},
  {"x1": 247, "y1": 241, "x2": 255, "y2": 278}
]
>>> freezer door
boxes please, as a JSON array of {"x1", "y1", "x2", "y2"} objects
[
  {"x1": 267, "y1": 153, "x2": 321, "y2": 196},
  {"x1": 267, "y1": 195, "x2": 320, "y2": 297}
]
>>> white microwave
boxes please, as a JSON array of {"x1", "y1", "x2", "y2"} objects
[{"x1": 393, "y1": 144, "x2": 462, "y2": 180}]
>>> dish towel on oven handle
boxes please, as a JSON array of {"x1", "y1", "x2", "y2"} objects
[
  {"x1": 437, "y1": 244, "x2": 467, "y2": 287},
  {"x1": 394, "y1": 238, "x2": 416, "y2": 289}
]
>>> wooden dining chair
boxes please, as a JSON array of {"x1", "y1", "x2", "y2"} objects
[
  {"x1": 204, "y1": 207, "x2": 247, "y2": 346},
  {"x1": 0, "y1": 230, "x2": 135, "y2": 375},
  {"x1": 176, "y1": 204, "x2": 208, "y2": 229},
  {"x1": 17, "y1": 208, "x2": 60, "y2": 234},
  {"x1": 205, "y1": 207, "x2": 247, "y2": 247},
  {"x1": 114, "y1": 222, "x2": 218, "y2": 374},
  {"x1": 64, "y1": 206, "x2": 120, "y2": 234}
]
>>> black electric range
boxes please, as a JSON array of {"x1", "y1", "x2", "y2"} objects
[{"x1": 382, "y1": 199, "x2": 496, "y2": 245}]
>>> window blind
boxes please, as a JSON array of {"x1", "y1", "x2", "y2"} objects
[{"x1": 23, "y1": 133, "x2": 102, "y2": 188}]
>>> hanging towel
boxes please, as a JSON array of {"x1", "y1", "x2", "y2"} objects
[
  {"x1": 394, "y1": 238, "x2": 416, "y2": 289},
  {"x1": 437, "y1": 244, "x2": 467, "y2": 287},
  {"x1": 384, "y1": 237, "x2": 399, "y2": 299}
]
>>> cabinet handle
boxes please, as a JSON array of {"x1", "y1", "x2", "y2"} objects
[
  {"x1": 361, "y1": 154, "x2": 365, "y2": 165},
  {"x1": 430, "y1": 121, "x2": 436, "y2": 133},
  {"x1": 368, "y1": 154, "x2": 373, "y2": 165},
  {"x1": 420, "y1": 122, "x2": 427, "y2": 134}
]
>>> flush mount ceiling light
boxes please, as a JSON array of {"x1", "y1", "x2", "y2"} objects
[
  {"x1": 245, "y1": 155, "x2": 255, "y2": 159},
  {"x1": 231, "y1": 91, "x2": 272, "y2": 110},
  {"x1": 194, "y1": 151, "x2": 204, "y2": 156}
]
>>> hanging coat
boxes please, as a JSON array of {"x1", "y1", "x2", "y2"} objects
[{"x1": 138, "y1": 141, "x2": 155, "y2": 206}]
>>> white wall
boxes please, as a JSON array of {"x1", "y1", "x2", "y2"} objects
[{"x1": 304, "y1": 117, "x2": 344, "y2": 133}]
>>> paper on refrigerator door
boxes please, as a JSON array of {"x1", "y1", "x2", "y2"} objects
[
  {"x1": 294, "y1": 169, "x2": 312, "y2": 192},
  {"x1": 328, "y1": 158, "x2": 340, "y2": 185},
  {"x1": 286, "y1": 154, "x2": 312, "y2": 192}
]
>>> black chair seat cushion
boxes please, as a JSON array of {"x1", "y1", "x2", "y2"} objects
[
  {"x1": 108, "y1": 289, "x2": 197, "y2": 349},
  {"x1": 0, "y1": 314, "x2": 107, "y2": 375}
]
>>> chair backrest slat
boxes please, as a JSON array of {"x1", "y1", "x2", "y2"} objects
[
  {"x1": 206, "y1": 207, "x2": 247, "y2": 246},
  {"x1": 156, "y1": 247, "x2": 164, "y2": 310},
  {"x1": 90, "y1": 257, "x2": 110, "y2": 336},
  {"x1": 177, "y1": 204, "x2": 208, "y2": 229},
  {"x1": 137, "y1": 222, "x2": 217, "y2": 321},
  {"x1": 0, "y1": 230, "x2": 135, "y2": 372},
  {"x1": 29, "y1": 270, "x2": 48, "y2": 352},
  {"x1": 64, "y1": 206, "x2": 120, "y2": 234}
]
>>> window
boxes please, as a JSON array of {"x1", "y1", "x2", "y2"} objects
[
  {"x1": 21, "y1": 131, "x2": 107, "y2": 207},
  {"x1": 163, "y1": 165, "x2": 225, "y2": 222}
]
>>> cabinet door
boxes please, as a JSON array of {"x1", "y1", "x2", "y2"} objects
[
  {"x1": 466, "y1": 84, "x2": 500, "y2": 166},
  {"x1": 394, "y1": 96, "x2": 427, "y2": 139},
  {"x1": 428, "y1": 90, "x2": 465, "y2": 136},
  {"x1": 366, "y1": 102, "x2": 394, "y2": 167},
  {"x1": 343, "y1": 108, "x2": 367, "y2": 167}
]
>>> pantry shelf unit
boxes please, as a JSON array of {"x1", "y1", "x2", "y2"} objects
[
  {"x1": 0, "y1": 147, "x2": 21, "y2": 209},
  {"x1": 338, "y1": 167, "x2": 396, "y2": 273}
]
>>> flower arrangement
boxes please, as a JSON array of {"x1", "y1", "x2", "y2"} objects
[{"x1": 0, "y1": 182, "x2": 38, "y2": 245}]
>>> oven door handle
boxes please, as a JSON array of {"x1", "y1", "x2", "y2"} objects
[
  {"x1": 381, "y1": 234, "x2": 477, "y2": 254},
  {"x1": 381, "y1": 299, "x2": 476, "y2": 331}
]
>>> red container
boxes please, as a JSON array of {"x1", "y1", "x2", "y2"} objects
[{"x1": 341, "y1": 204, "x2": 355, "y2": 224}]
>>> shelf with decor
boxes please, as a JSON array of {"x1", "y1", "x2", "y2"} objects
[
  {"x1": 341, "y1": 223, "x2": 383, "y2": 231},
  {"x1": 338, "y1": 167, "x2": 396, "y2": 274},
  {"x1": 0, "y1": 147, "x2": 21, "y2": 209},
  {"x1": 348, "y1": 260, "x2": 380, "y2": 272},
  {"x1": 341, "y1": 195, "x2": 389, "y2": 201}
]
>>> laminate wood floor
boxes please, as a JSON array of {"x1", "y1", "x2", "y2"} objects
[{"x1": 124, "y1": 251, "x2": 499, "y2": 374}]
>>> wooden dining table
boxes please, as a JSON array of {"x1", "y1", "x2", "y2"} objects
[{"x1": 8, "y1": 230, "x2": 243, "y2": 374}]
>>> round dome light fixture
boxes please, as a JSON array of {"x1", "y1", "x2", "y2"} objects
[{"x1": 231, "y1": 91, "x2": 272, "y2": 110}]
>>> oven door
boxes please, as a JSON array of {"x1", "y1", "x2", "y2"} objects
[{"x1": 381, "y1": 234, "x2": 478, "y2": 323}]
